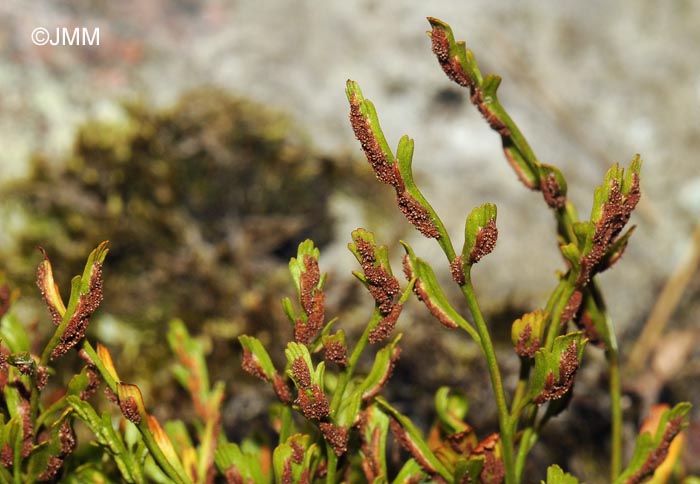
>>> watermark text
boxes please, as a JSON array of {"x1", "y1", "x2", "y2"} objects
[{"x1": 31, "y1": 27, "x2": 100, "y2": 46}]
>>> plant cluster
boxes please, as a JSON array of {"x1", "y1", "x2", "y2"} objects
[{"x1": 0, "y1": 17, "x2": 693, "y2": 484}]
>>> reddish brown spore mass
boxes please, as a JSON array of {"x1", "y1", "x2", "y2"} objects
[
  {"x1": 0, "y1": 443, "x2": 12, "y2": 468},
  {"x1": 362, "y1": 346, "x2": 401, "y2": 401},
  {"x1": 471, "y1": 89, "x2": 511, "y2": 137},
  {"x1": 50, "y1": 262, "x2": 104, "y2": 360},
  {"x1": 324, "y1": 339, "x2": 347, "y2": 366},
  {"x1": 355, "y1": 236, "x2": 404, "y2": 343},
  {"x1": 450, "y1": 255, "x2": 465, "y2": 285},
  {"x1": 273, "y1": 374, "x2": 293, "y2": 405},
  {"x1": 469, "y1": 219, "x2": 498, "y2": 264},
  {"x1": 295, "y1": 255, "x2": 325, "y2": 345},
  {"x1": 290, "y1": 440, "x2": 304, "y2": 464},
  {"x1": 296, "y1": 385, "x2": 329, "y2": 420},
  {"x1": 577, "y1": 311, "x2": 603, "y2": 347},
  {"x1": 291, "y1": 357, "x2": 311, "y2": 389},
  {"x1": 397, "y1": 192, "x2": 440, "y2": 239},
  {"x1": 515, "y1": 324, "x2": 540, "y2": 358},
  {"x1": 389, "y1": 418, "x2": 445, "y2": 482},
  {"x1": 474, "y1": 433, "x2": 505, "y2": 484},
  {"x1": 320, "y1": 423, "x2": 349, "y2": 456},
  {"x1": 541, "y1": 172, "x2": 566, "y2": 209},
  {"x1": 120, "y1": 396, "x2": 141, "y2": 425},
  {"x1": 349, "y1": 93, "x2": 443, "y2": 239},
  {"x1": 560, "y1": 290, "x2": 583, "y2": 325},
  {"x1": 241, "y1": 349, "x2": 268, "y2": 382},
  {"x1": 534, "y1": 341, "x2": 580, "y2": 405},
  {"x1": 369, "y1": 303, "x2": 403, "y2": 344},
  {"x1": 430, "y1": 27, "x2": 472, "y2": 89},
  {"x1": 406, "y1": 253, "x2": 458, "y2": 329},
  {"x1": 224, "y1": 466, "x2": 246, "y2": 484},
  {"x1": 578, "y1": 176, "x2": 641, "y2": 286},
  {"x1": 622, "y1": 415, "x2": 684, "y2": 484},
  {"x1": 349, "y1": 95, "x2": 400, "y2": 187}
]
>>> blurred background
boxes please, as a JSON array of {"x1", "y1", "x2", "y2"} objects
[{"x1": 0, "y1": 0, "x2": 698, "y2": 481}]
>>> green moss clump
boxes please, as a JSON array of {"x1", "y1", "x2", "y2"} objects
[{"x1": 2, "y1": 88, "x2": 341, "y2": 342}]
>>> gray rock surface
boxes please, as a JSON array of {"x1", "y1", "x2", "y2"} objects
[{"x1": 1, "y1": 0, "x2": 698, "y2": 337}]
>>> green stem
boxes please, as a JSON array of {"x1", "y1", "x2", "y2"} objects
[
  {"x1": 460, "y1": 280, "x2": 515, "y2": 484},
  {"x1": 544, "y1": 279, "x2": 576, "y2": 350},
  {"x1": 325, "y1": 444, "x2": 338, "y2": 484},
  {"x1": 608, "y1": 345, "x2": 622, "y2": 479},
  {"x1": 586, "y1": 281, "x2": 622, "y2": 479},
  {"x1": 279, "y1": 406, "x2": 294, "y2": 444},
  {"x1": 509, "y1": 358, "x2": 531, "y2": 418},
  {"x1": 514, "y1": 422, "x2": 537, "y2": 481}
]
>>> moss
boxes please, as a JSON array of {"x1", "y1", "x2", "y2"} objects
[{"x1": 4, "y1": 88, "x2": 343, "y2": 329}]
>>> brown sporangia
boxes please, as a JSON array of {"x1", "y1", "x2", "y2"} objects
[
  {"x1": 241, "y1": 348, "x2": 269, "y2": 382},
  {"x1": 36, "y1": 365, "x2": 49, "y2": 390},
  {"x1": 444, "y1": 429, "x2": 475, "y2": 455},
  {"x1": 354, "y1": 237, "x2": 406, "y2": 343},
  {"x1": 502, "y1": 144, "x2": 539, "y2": 190},
  {"x1": 273, "y1": 374, "x2": 293, "y2": 405},
  {"x1": 281, "y1": 460, "x2": 293, "y2": 484},
  {"x1": 349, "y1": 93, "x2": 441, "y2": 239},
  {"x1": 431, "y1": 24, "x2": 512, "y2": 140},
  {"x1": 397, "y1": 191, "x2": 441, "y2": 239},
  {"x1": 0, "y1": 346, "x2": 7, "y2": 372},
  {"x1": 576, "y1": 310, "x2": 603, "y2": 348},
  {"x1": 578, "y1": 176, "x2": 641, "y2": 287},
  {"x1": 59, "y1": 420, "x2": 76, "y2": 456},
  {"x1": 119, "y1": 396, "x2": 142, "y2": 425},
  {"x1": 294, "y1": 255, "x2": 325, "y2": 345},
  {"x1": 290, "y1": 439, "x2": 305, "y2": 464},
  {"x1": 368, "y1": 303, "x2": 403, "y2": 344},
  {"x1": 541, "y1": 172, "x2": 566, "y2": 209},
  {"x1": 13, "y1": 359, "x2": 35, "y2": 377},
  {"x1": 0, "y1": 443, "x2": 11, "y2": 468},
  {"x1": 104, "y1": 386, "x2": 118, "y2": 405},
  {"x1": 296, "y1": 385, "x2": 329, "y2": 420},
  {"x1": 300, "y1": 254, "x2": 320, "y2": 313},
  {"x1": 361, "y1": 346, "x2": 401, "y2": 401},
  {"x1": 622, "y1": 414, "x2": 684, "y2": 484},
  {"x1": 37, "y1": 455, "x2": 63, "y2": 482},
  {"x1": 450, "y1": 255, "x2": 465, "y2": 285},
  {"x1": 320, "y1": 422, "x2": 349, "y2": 456},
  {"x1": 514, "y1": 324, "x2": 540, "y2": 359},
  {"x1": 389, "y1": 418, "x2": 447, "y2": 483},
  {"x1": 356, "y1": 239, "x2": 400, "y2": 315},
  {"x1": 473, "y1": 433, "x2": 505, "y2": 484},
  {"x1": 470, "y1": 89, "x2": 511, "y2": 137},
  {"x1": 560, "y1": 290, "x2": 583, "y2": 325},
  {"x1": 533, "y1": 341, "x2": 580, "y2": 406},
  {"x1": 404, "y1": 255, "x2": 458, "y2": 330},
  {"x1": 323, "y1": 338, "x2": 347, "y2": 366},
  {"x1": 16, "y1": 385, "x2": 34, "y2": 457},
  {"x1": 430, "y1": 26, "x2": 472, "y2": 90},
  {"x1": 349, "y1": 93, "x2": 402, "y2": 188},
  {"x1": 224, "y1": 466, "x2": 246, "y2": 484},
  {"x1": 50, "y1": 261, "x2": 104, "y2": 360},
  {"x1": 81, "y1": 368, "x2": 100, "y2": 400},
  {"x1": 469, "y1": 219, "x2": 498, "y2": 264},
  {"x1": 291, "y1": 357, "x2": 312, "y2": 389}
]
